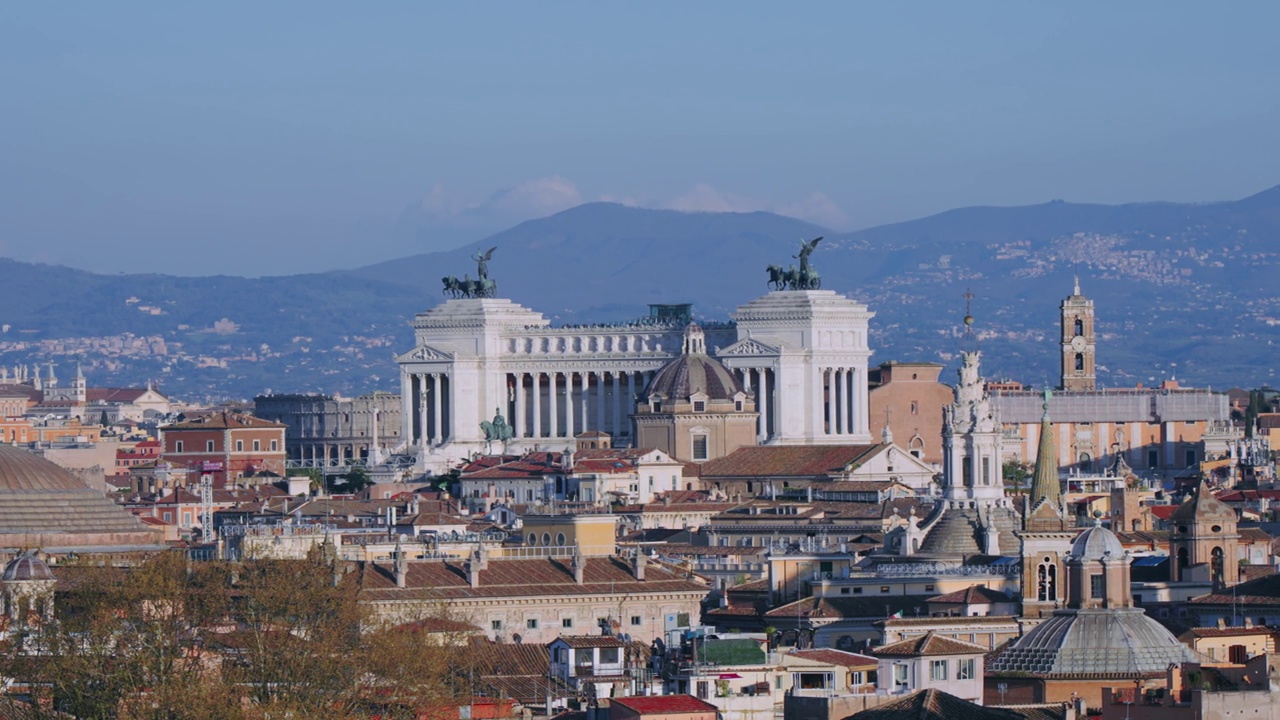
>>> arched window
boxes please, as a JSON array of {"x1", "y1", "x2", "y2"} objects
[
  {"x1": 1074, "y1": 319, "x2": 1084, "y2": 336},
  {"x1": 1037, "y1": 562, "x2": 1057, "y2": 602},
  {"x1": 1177, "y1": 547, "x2": 1190, "y2": 577},
  {"x1": 1075, "y1": 353, "x2": 1085, "y2": 371},
  {"x1": 1211, "y1": 547, "x2": 1225, "y2": 585}
]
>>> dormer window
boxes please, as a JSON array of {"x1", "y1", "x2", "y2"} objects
[
  {"x1": 652, "y1": 400, "x2": 662, "y2": 413},
  {"x1": 693, "y1": 400, "x2": 706, "y2": 413},
  {"x1": 735, "y1": 400, "x2": 743, "y2": 412}
]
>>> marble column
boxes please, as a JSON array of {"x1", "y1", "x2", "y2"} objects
[
  {"x1": 417, "y1": 374, "x2": 429, "y2": 447},
  {"x1": 611, "y1": 372, "x2": 622, "y2": 437},
  {"x1": 758, "y1": 369, "x2": 769, "y2": 443},
  {"x1": 400, "y1": 372, "x2": 412, "y2": 445},
  {"x1": 565, "y1": 372, "x2": 575, "y2": 439},
  {"x1": 834, "y1": 368, "x2": 845, "y2": 435},
  {"x1": 514, "y1": 373, "x2": 526, "y2": 438},
  {"x1": 548, "y1": 371, "x2": 559, "y2": 438},
  {"x1": 532, "y1": 372, "x2": 543, "y2": 438},
  {"x1": 595, "y1": 371, "x2": 605, "y2": 435},
  {"x1": 432, "y1": 373, "x2": 443, "y2": 444}
]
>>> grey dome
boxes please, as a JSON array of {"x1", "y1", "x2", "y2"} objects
[
  {"x1": 988, "y1": 608, "x2": 1203, "y2": 677},
  {"x1": 1070, "y1": 522, "x2": 1126, "y2": 561},
  {"x1": 643, "y1": 323, "x2": 743, "y2": 402},
  {"x1": 2, "y1": 554, "x2": 54, "y2": 582},
  {"x1": 0, "y1": 445, "x2": 162, "y2": 551}
]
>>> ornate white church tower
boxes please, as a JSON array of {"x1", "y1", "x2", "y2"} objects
[{"x1": 940, "y1": 337, "x2": 1006, "y2": 507}]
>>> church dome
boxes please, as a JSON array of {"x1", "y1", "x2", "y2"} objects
[
  {"x1": 1070, "y1": 519, "x2": 1126, "y2": 561},
  {"x1": 0, "y1": 445, "x2": 162, "y2": 551},
  {"x1": 2, "y1": 554, "x2": 54, "y2": 582},
  {"x1": 987, "y1": 607, "x2": 1203, "y2": 677},
  {"x1": 643, "y1": 323, "x2": 744, "y2": 402}
]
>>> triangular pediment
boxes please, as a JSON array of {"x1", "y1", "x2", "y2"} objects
[
  {"x1": 396, "y1": 343, "x2": 455, "y2": 363},
  {"x1": 716, "y1": 338, "x2": 781, "y2": 357}
]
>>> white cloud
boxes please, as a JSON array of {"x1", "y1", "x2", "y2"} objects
[
  {"x1": 481, "y1": 175, "x2": 583, "y2": 218},
  {"x1": 663, "y1": 184, "x2": 850, "y2": 228},
  {"x1": 666, "y1": 183, "x2": 752, "y2": 213},
  {"x1": 774, "y1": 192, "x2": 850, "y2": 228}
]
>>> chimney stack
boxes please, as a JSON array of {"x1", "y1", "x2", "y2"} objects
[
  {"x1": 633, "y1": 550, "x2": 646, "y2": 581},
  {"x1": 394, "y1": 540, "x2": 407, "y2": 589},
  {"x1": 468, "y1": 548, "x2": 483, "y2": 588}
]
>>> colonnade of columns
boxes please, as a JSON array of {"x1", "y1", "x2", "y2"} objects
[
  {"x1": 736, "y1": 367, "x2": 775, "y2": 443},
  {"x1": 404, "y1": 372, "x2": 448, "y2": 447},
  {"x1": 507, "y1": 369, "x2": 654, "y2": 440},
  {"x1": 820, "y1": 366, "x2": 864, "y2": 437}
]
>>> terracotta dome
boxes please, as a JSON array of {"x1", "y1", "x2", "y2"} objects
[
  {"x1": 2, "y1": 554, "x2": 54, "y2": 582},
  {"x1": 642, "y1": 323, "x2": 743, "y2": 402}
]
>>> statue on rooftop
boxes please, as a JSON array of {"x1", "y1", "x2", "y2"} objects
[{"x1": 767, "y1": 237, "x2": 823, "y2": 290}]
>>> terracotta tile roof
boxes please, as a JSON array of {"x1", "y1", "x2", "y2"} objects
[
  {"x1": 765, "y1": 595, "x2": 931, "y2": 620},
  {"x1": 1180, "y1": 626, "x2": 1277, "y2": 639},
  {"x1": 879, "y1": 615, "x2": 1020, "y2": 628},
  {"x1": 872, "y1": 632, "x2": 987, "y2": 657},
  {"x1": 842, "y1": 688, "x2": 1042, "y2": 720},
  {"x1": 609, "y1": 695, "x2": 718, "y2": 715},
  {"x1": 86, "y1": 387, "x2": 162, "y2": 403},
  {"x1": 699, "y1": 445, "x2": 883, "y2": 479},
  {"x1": 1149, "y1": 506, "x2": 1177, "y2": 520},
  {"x1": 356, "y1": 555, "x2": 706, "y2": 601},
  {"x1": 464, "y1": 460, "x2": 561, "y2": 480},
  {"x1": 1241, "y1": 564, "x2": 1278, "y2": 582},
  {"x1": 927, "y1": 585, "x2": 1013, "y2": 605},
  {"x1": 787, "y1": 648, "x2": 877, "y2": 668},
  {"x1": 1191, "y1": 571, "x2": 1280, "y2": 605},
  {"x1": 163, "y1": 411, "x2": 283, "y2": 430},
  {"x1": 549, "y1": 635, "x2": 626, "y2": 649}
]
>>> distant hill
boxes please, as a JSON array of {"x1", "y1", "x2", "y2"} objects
[{"x1": 2, "y1": 187, "x2": 1279, "y2": 400}]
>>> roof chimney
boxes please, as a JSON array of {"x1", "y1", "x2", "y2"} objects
[
  {"x1": 633, "y1": 550, "x2": 647, "y2": 581},
  {"x1": 467, "y1": 548, "x2": 483, "y2": 589},
  {"x1": 393, "y1": 540, "x2": 407, "y2": 589}
]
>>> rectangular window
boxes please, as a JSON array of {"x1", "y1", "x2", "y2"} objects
[
  {"x1": 630, "y1": 616, "x2": 642, "y2": 626},
  {"x1": 924, "y1": 585, "x2": 935, "y2": 592},
  {"x1": 270, "y1": 439, "x2": 278, "y2": 451},
  {"x1": 491, "y1": 620, "x2": 503, "y2": 630},
  {"x1": 1147, "y1": 449, "x2": 1159, "y2": 468},
  {"x1": 253, "y1": 439, "x2": 261, "y2": 452},
  {"x1": 881, "y1": 586, "x2": 890, "y2": 594},
  {"x1": 1091, "y1": 573, "x2": 1105, "y2": 598},
  {"x1": 930, "y1": 659, "x2": 947, "y2": 681},
  {"x1": 526, "y1": 618, "x2": 538, "y2": 630},
  {"x1": 893, "y1": 664, "x2": 908, "y2": 689},
  {"x1": 692, "y1": 435, "x2": 709, "y2": 461},
  {"x1": 598, "y1": 647, "x2": 619, "y2": 664},
  {"x1": 982, "y1": 457, "x2": 991, "y2": 485},
  {"x1": 236, "y1": 440, "x2": 244, "y2": 452},
  {"x1": 840, "y1": 588, "x2": 850, "y2": 595},
  {"x1": 957, "y1": 658, "x2": 974, "y2": 680},
  {"x1": 562, "y1": 618, "x2": 573, "y2": 629},
  {"x1": 1184, "y1": 449, "x2": 1196, "y2": 467},
  {"x1": 206, "y1": 440, "x2": 215, "y2": 452},
  {"x1": 853, "y1": 587, "x2": 863, "y2": 595},
  {"x1": 693, "y1": 400, "x2": 706, "y2": 413},
  {"x1": 735, "y1": 400, "x2": 743, "y2": 412},
  {"x1": 175, "y1": 441, "x2": 183, "y2": 453}
]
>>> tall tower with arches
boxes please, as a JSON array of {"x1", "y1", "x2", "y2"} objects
[
  {"x1": 1060, "y1": 276, "x2": 1096, "y2": 391},
  {"x1": 1168, "y1": 479, "x2": 1239, "y2": 589}
]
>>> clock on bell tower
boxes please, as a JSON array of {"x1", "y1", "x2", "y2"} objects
[{"x1": 1060, "y1": 276, "x2": 1096, "y2": 391}]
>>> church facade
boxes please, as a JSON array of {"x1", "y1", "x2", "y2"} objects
[{"x1": 395, "y1": 249, "x2": 875, "y2": 471}]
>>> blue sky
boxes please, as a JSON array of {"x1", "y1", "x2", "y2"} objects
[{"x1": 2, "y1": 3, "x2": 1278, "y2": 275}]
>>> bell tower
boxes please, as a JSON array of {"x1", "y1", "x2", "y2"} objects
[{"x1": 1060, "y1": 277, "x2": 1096, "y2": 391}]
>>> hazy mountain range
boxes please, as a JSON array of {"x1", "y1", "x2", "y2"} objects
[{"x1": 3, "y1": 185, "x2": 1279, "y2": 401}]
